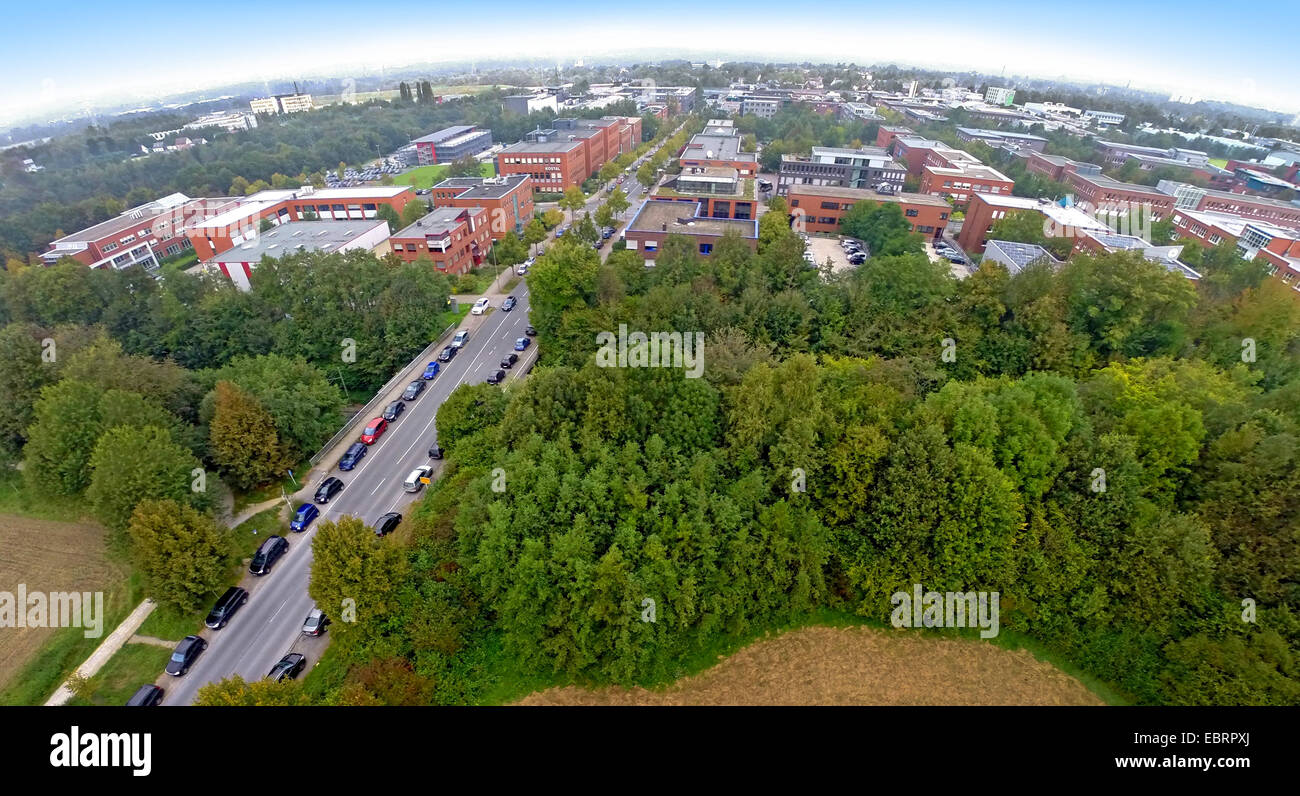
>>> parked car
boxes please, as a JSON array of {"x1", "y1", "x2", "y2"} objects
[
  {"x1": 373, "y1": 512, "x2": 402, "y2": 537},
  {"x1": 289, "y1": 503, "x2": 319, "y2": 532},
  {"x1": 165, "y1": 635, "x2": 207, "y2": 676},
  {"x1": 402, "y1": 381, "x2": 425, "y2": 400},
  {"x1": 205, "y1": 586, "x2": 249, "y2": 629},
  {"x1": 501, "y1": 352, "x2": 519, "y2": 369},
  {"x1": 302, "y1": 608, "x2": 328, "y2": 637},
  {"x1": 471, "y1": 297, "x2": 491, "y2": 316},
  {"x1": 267, "y1": 653, "x2": 306, "y2": 682},
  {"x1": 438, "y1": 346, "x2": 456, "y2": 362},
  {"x1": 848, "y1": 253, "x2": 867, "y2": 265},
  {"x1": 360, "y1": 417, "x2": 388, "y2": 445},
  {"x1": 422, "y1": 361, "x2": 441, "y2": 379},
  {"x1": 428, "y1": 442, "x2": 443, "y2": 459},
  {"x1": 382, "y1": 401, "x2": 405, "y2": 422},
  {"x1": 501, "y1": 295, "x2": 517, "y2": 311},
  {"x1": 451, "y1": 330, "x2": 469, "y2": 349},
  {"x1": 514, "y1": 337, "x2": 531, "y2": 351},
  {"x1": 403, "y1": 464, "x2": 434, "y2": 492},
  {"x1": 314, "y1": 476, "x2": 344, "y2": 503},
  {"x1": 249, "y1": 535, "x2": 288, "y2": 576},
  {"x1": 525, "y1": 325, "x2": 537, "y2": 336},
  {"x1": 486, "y1": 369, "x2": 506, "y2": 385},
  {"x1": 555, "y1": 226, "x2": 566, "y2": 238},
  {"x1": 601, "y1": 226, "x2": 614, "y2": 239},
  {"x1": 125, "y1": 684, "x2": 164, "y2": 706},
  {"x1": 339, "y1": 441, "x2": 367, "y2": 470}
]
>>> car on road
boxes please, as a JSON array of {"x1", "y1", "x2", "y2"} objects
[
  {"x1": 314, "y1": 476, "x2": 344, "y2": 503},
  {"x1": 339, "y1": 441, "x2": 367, "y2": 470},
  {"x1": 249, "y1": 535, "x2": 288, "y2": 576},
  {"x1": 302, "y1": 608, "x2": 328, "y2": 637},
  {"x1": 501, "y1": 352, "x2": 518, "y2": 369},
  {"x1": 451, "y1": 330, "x2": 469, "y2": 349},
  {"x1": 516, "y1": 260, "x2": 532, "y2": 276},
  {"x1": 360, "y1": 417, "x2": 388, "y2": 444},
  {"x1": 205, "y1": 586, "x2": 249, "y2": 629},
  {"x1": 601, "y1": 226, "x2": 614, "y2": 239},
  {"x1": 555, "y1": 226, "x2": 566, "y2": 238},
  {"x1": 373, "y1": 512, "x2": 402, "y2": 537},
  {"x1": 471, "y1": 297, "x2": 491, "y2": 315},
  {"x1": 514, "y1": 337, "x2": 531, "y2": 351},
  {"x1": 126, "y1": 684, "x2": 164, "y2": 706},
  {"x1": 525, "y1": 325, "x2": 537, "y2": 336},
  {"x1": 402, "y1": 381, "x2": 425, "y2": 400},
  {"x1": 289, "y1": 503, "x2": 319, "y2": 532},
  {"x1": 438, "y1": 346, "x2": 456, "y2": 362},
  {"x1": 422, "y1": 361, "x2": 441, "y2": 379},
  {"x1": 382, "y1": 401, "x2": 405, "y2": 422},
  {"x1": 267, "y1": 653, "x2": 306, "y2": 682},
  {"x1": 165, "y1": 635, "x2": 207, "y2": 676},
  {"x1": 486, "y1": 369, "x2": 506, "y2": 385},
  {"x1": 428, "y1": 443, "x2": 443, "y2": 459},
  {"x1": 403, "y1": 464, "x2": 434, "y2": 492},
  {"x1": 501, "y1": 295, "x2": 517, "y2": 312}
]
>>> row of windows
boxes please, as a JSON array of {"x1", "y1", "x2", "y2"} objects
[{"x1": 503, "y1": 156, "x2": 563, "y2": 165}]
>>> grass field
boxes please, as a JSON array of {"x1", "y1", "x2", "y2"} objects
[
  {"x1": 394, "y1": 162, "x2": 495, "y2": 189},
  {"x1": 0, "y1": 511, "x2": 137, "y2": 704},
  {"x1": 65, "y1": 642, "x2": 172, "y2": 706},
  {"x1": 1209, "y1": 157, "x2": 1229, "y2": 169},
  {"x1": 517, "y1": 624, "x2": 1108, "y2": 706}
]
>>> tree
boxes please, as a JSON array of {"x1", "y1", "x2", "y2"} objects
[
  {"x1": 574, "y1": 212, "x2": 600, "y2": 246},
  {"x1": 523, "y1": 218, "x2": 547, "y2": 254},
  {"x1": 446, "y1": 156, "x2": 482, "y2": 179},
  {"x1": 400, "y1": 200, "x2": 428, "y2": 227},
  {"x1": 309, "y1": 515, "x2": 409, "y2": 652},
  {"x1": 375, "y1": 204, "x2": 401, "y2": 232},
  {"x1": 23, "y1": 380, "x2": 104, "y2": 495},
  {"x1": 202, "y1": 354, "x2": 343, "y2": 459},
  {"x1": 598, "y1": 161, "x2": 620, "y2": 183},
  {"x1": 195, "y1": 676, "x2": 312, "y2": 706},
  {"x1": 209, "y1": 381, "x2": 290, "y2": 491},
  {"x1": 229, "y1": 176, "x2": 250, "y2": 195},
  {"x1": 86, "y1": 425, "x2": 204, "y2": 539},
  {"x1": 491, "y1": 231, "x2": 528, "y2": 266},
  {"x1": 436, "y1": 383, "x2": 509, "y2": 453},
  {"x1": 542, "y1": 208, "x2": 564, "y2": 229},
  {"x1": 605, "y1": 186, "x2": 630, "y2": 218},
  {"x1": 594, "y1": 204, "x2": 614, "y2": 230},
  {"x1": 559, "y1": 186, "x2": 587, "y2": 225},
  {"x1": 129, "y1": 499, "x2": 232, "y2": 613}
]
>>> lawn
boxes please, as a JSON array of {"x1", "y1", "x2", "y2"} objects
[
  {"x1": 1208, "y1": 157, "x2": 1229, "y2": 169},
  {"x1": 65, "y1": 642, "x2": 172, "y2": 706},
  {"x1": 231, "y1": 458, "x2": 311, "y2": 516},
  {"x1": 395, "y1": 162, "x2": 495, "y2": 189}
]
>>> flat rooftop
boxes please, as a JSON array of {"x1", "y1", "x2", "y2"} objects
[
  {"x1": 785, "y1": 183, "x2": 951, "y2": 208},
  {"x1": 975, "y1": 194, "x2": 1115, "y2": 232},
  {"x1": 204, "y1": 220, "x2": 386, "y2": 262},
  {"x1": 413, "y1": 125, "x2": 476, "y2": 145},
  {"x1": 391, "y1": 206, "x2": 482, "y2": 238},
  {"x1": 628, "y1": 199, "x2": 758, "y2": 239},
  {"x1": 925, "y1": 163, "x2": 1013, "y2": 182},
  {"x1": 1070, "y1": 173, "x2": 1172, "y2": 197},
  {"x1": 498, "y1": 140, "x2": 584, "y2": 154},
  {"x1": 433, "y1": 174, "x2": 529, "y2": 199},
  {"x1": 681, "y1": 133, "x2": 757, "y2": 162}
]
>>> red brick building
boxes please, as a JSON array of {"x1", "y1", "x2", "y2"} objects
[
  {"x1": 1064, "y1": 173, "x2": 1176, "y2": 218},
  {"x1": 41, "y1": 192, "x2": 231, "y2": 270},
  {"x1": 185, "y1": 186, "x2": 416, "y2": 260},
  {"x1": 875, "y1": 125, "x2": 914, "y2": 150},
  {"x1": 957, "y1": 193, "x2": 1112, "y2": 254},
  {"x1": 623, "y1": 199, "x2": 758, "y2": 262},
  {"x1": 430, "y1": 174, "x2": 534, "y2": 238},
  {"x1": 920, "y1": 162, "x2": 1015, "y2": 207},
  {"x1": 1194, "y1": 188, "x2": 1300, "y2": 227},
  {"x1": 1026, "y1": 152, "x2": 1103, "y2": 182},
  {"x1": 388, "y1": 206, "x2": 492, "y2": 274},
  {"x1": 496, "y1": 141, "x2": 588, "y2": 193},
  {"x1": 786, "y1": 184, "x2": 952, "y2": 238}
]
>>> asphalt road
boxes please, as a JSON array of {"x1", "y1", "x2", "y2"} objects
[{"x1": 162, "y1": 283, "x2": 537, "y2": 706}]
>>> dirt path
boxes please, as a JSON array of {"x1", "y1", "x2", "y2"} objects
[
  {"x1": 44, "y1": 599, "x2": 156, "y2": 706},
  {"x1": 517, "y1": 625, "x2": 1104, "y2": 706}
]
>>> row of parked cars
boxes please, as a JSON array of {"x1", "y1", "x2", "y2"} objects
[
  {"x1": 935, "y1": 240, "x2": 967, "y2": 265},
  {"x1": 841, "y1": 238, "x2": 868, "y2": 265}
]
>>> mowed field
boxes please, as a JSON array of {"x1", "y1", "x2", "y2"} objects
[
  {"x1": 0, "y1": 514, "x2": 124, "y2": 693},
  {"x1": 518, "y1": 625, "x2": 1105, "y2": 706},
  {"x1": 394, "y1": 161, "x2": 495, "y2": 189}
]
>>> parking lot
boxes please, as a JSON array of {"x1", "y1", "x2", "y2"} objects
[{"x1": 806, "y1": 236, "x2": 855, "y2": 273}]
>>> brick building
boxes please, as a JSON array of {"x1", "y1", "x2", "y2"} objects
[
  {"x1": 1194, "y1": 188, "x2": 1300, "y2": 227},
  {"x1": 430, "y1": 174, "x2": 534, "y2": 238},
  {"x1": 496, "y1": 140, "x2": 588, "y2": 193},
  {"x1": 388, "y1": 206, "x2": 492, "y2": 274},
  {"x1": 920, "y1": 162, "x2": 1015, "y2": 207},
  {"x1": 875, "y1": 125, "x2": 914, "y2": 150},
  {"x1": 623, "y1": 199, "x2": 758, "y2": 262},
  {"x1": 957, "y1": 193, "x2": 1112, "y2": 254},
  {"x1": 651, "y1": 167, "x2": 757, "y2": 220},
  {"x1": 203, "y1": 219, "x2": 391, "y2": 291},
  {"x1": 40, "y1": 192, "x2": 227, "y2": 270},
  {"x1": 1064, "y1": 173, "x2": 1176, "y2": 218},
  {"x1": 785, "y1": 184, "x2": 952, "y2": 238},
  {"x1": 1026, "y1": 152, "x2": 1103, "y2": 182}
]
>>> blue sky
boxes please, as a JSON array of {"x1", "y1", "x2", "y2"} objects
[{"x1": 5, "y1": 0, "x2": 1298, "y2": 124}]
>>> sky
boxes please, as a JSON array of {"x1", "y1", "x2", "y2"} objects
[{"x1": 4, "y1": 0, "x2": 1299, "y2": 127}]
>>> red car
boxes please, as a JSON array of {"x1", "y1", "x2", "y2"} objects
[{"x1": 360, "y1": 417, "x2": 388, "y2": 445}]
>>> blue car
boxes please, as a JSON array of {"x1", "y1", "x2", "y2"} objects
[
  {"x1": 422, "y1": 361, "x2": 440, "y2": 380},
  {"x1": 338, "y1": 442, "x2": 366, "y2": 471},
  {"x1": 514, "y1": 337, "x2": 531, "y2": 351},
  {"x1": 290, "y1": 503, "x2": 319, "y2": 532}
]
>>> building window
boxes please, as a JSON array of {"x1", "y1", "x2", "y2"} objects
[
  {"x1": 905, "y1": 209, "x2": 919, "y2": 217},
  {"x1": 820, "y1": 201, "x2": 839, "y2": 210},
  {"x1": 699, "y1": 243, "x2": 713, "y2": 255}
]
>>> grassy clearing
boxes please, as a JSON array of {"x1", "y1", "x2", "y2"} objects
[
  {"x1": 230, "y1": 506, "x2": 287, "y2": 563},
  {"x1": 231, "y1": 458, "x2": 311, "y2": 516},
  {"x1": 394, "y1": 162, "x2": 495, "y2": 189},
  {"x1": 65, "y1": 642, "x2": 172, "y2": 706},
  {"x1": 0, "y1": 471, "x2": 96, "y2": 523},
  {"x1": 137, "y1": 602, "x2": 207, "y2": 643}
]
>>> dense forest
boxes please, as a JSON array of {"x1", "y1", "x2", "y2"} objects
[{"x1": 283, "y1": 197, "x2": 1300, "y2": 706}]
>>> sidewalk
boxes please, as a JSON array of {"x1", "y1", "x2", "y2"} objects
[{"x1": 45, "y1": 599, "x2": 156, "y2": 706}]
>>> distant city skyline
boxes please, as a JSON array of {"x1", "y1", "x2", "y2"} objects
[{"x1": 5, "y1": 0, "x2": 1298, "y2": 128}]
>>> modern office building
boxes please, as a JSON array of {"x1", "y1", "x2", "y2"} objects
[
  {"x1": 776, "y1": 146, "x2": 906, "y2": 195},
  {"x1": 203, "y1": 219, "x2": 391, "y2": 290},
  {"x1": 785, "y1": 185, "x2": 953, "y2": 238},
  {"x1": 652, "y1": 167, "x2": 757, "y2": 220},
  {"x1": 919, "y1": 162, "x2": 1015, "y2": 207},
  {"x1": 250, "y1": 93, "x2": 313, "y2": 114},
  {"x1": 40, "y1": 192, "x2": 220, "y2": 271},
  {"x1": 503, "y1": 93, "x2": 559, "y2": 116},
  {"x1": 679, "y1": 133, "x2": 760, "y2": 176},
  {"x1": 1027, "y1": 152, "x2": 1103, "y2": 182},
  {"x1": 985, "y1": 86, "x2": 1016, "y2": 106},
  {"x1": 957, "y1": 193, "x2": 1112, "y2": 253},
  {"x1": 388, "y1": 206, "x2": 492, "y2": 274},
  {"x1": 623, "y1": 199, "x2": 758, "y2": 263},
  {"x1": 429, "y1": 174, "x2": 534, "y2": 238},
  {"x1": 413, "y1": 125, "x2": 494, "y2": 165},
  {"x1": 496, "y1": 140, "x2": 588, "y2": 192}
]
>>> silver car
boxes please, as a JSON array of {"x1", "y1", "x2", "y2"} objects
[{"x1": 403, "y1": 464, "x2": 434, "y2": 492}]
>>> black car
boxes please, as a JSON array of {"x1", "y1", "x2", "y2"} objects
[
  {"x1": 314, "y1": 476, "x2": 344, "y2": 503},
  {"x1": 267, "y1": 653, "x2": 307, "y2": 682},
  {"x1": 338, "y1": 442, "x2": 366, "y2": 471},
  {"x1": 501, "y1": 353, "x2": 519, "y2": 369},
  {"x1": 486, "y1": 369, "x2": 506, "y2": 385},
  {"x1": 501, "y1": 295, "x2": 517, "y2": 312},
  {"x1": 428, "y1": 443, "x2": 443, "y2": 459},
  {"x1": 525, "y1": 325, "x2": 537, "y2": 336},
  {"x1": 401, "y1": 380, "x2": 425, "y2": 400},
  {"x1": 165, "y1": 635, "x2": 207, "y2": 676},
  {"x1": 382, "y1": 401, "x2": 405, "y2": 422},
  {"x1": 125, "y1": 684, "x2": 164, "y2": 706},
  {"x1": 374, "y1": 512, "x2": 402, "y2": 537},
  {"x1": 249, "y1": 535, "x2": 288, "y2": 576},
  {"x1": 204, "y1": 586, "x2": 249, "y2": 629},
  {"x1": 438, "y1": 346, "x2": 456, "y2": 362}
]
